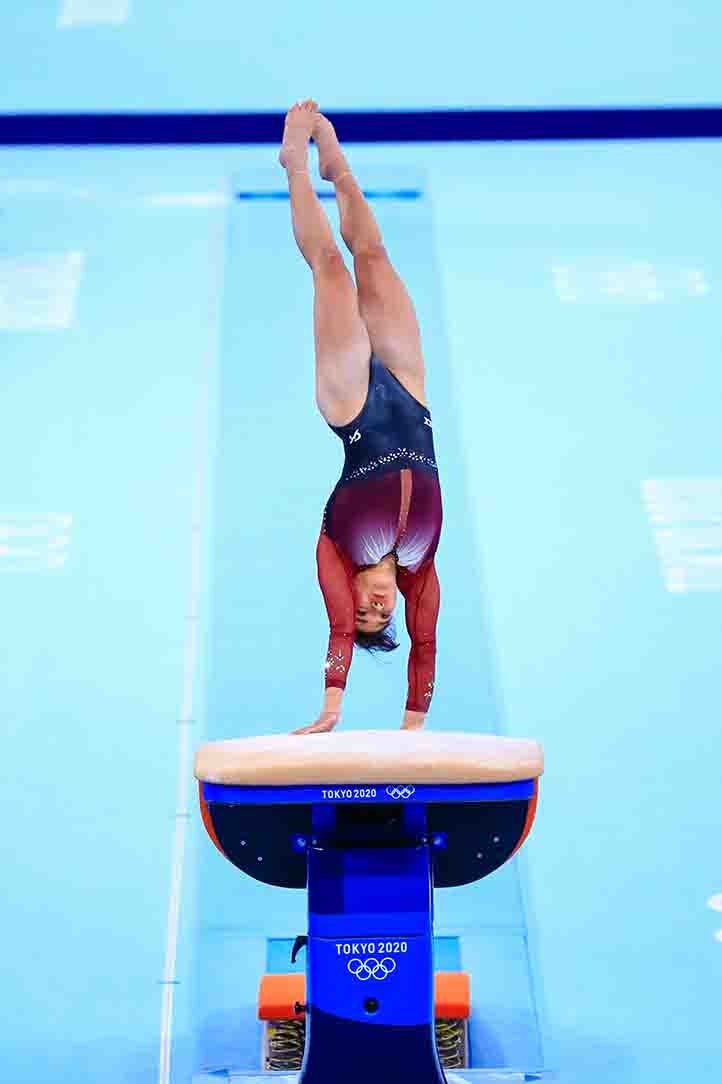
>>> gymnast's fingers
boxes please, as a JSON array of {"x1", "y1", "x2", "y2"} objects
[{"x1": 292, "y1": 717, "x2": 339, "y2": 735}]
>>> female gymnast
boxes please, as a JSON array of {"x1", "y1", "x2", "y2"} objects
[{"x1": 279, "y1": 100, "x2": 442, "y2": 736}]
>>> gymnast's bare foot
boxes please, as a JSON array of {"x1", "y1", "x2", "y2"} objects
[
  {"x1": 279, "y1": 99, "x2": 319, "y2": 174},
  {"x1": 312, "y1": 112, "x2": 352, "y2": 183}
]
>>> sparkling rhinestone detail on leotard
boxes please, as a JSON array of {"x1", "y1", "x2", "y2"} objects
[
  {"x1": 343, "y1": 447, "x2": 438, "y2": 483},
  {"x1": 324, "y1": 649, "x2": 347, "y2": 676}
]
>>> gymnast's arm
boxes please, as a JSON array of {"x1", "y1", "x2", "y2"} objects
[
  {"x1": 397, "y1": 560, "x2": 441, "y2": 730},
  {"x1": 293, "y1": 531, "x2": 356, "y2": 735}
]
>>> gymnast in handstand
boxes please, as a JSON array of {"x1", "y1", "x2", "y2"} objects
[{"x1": 279, "y1": 100, "x2": 442, "y2": 735}]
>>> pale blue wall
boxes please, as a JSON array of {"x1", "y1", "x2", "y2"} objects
[{"x1": 1, "y1": 1, "x2": 722, "y2": 112}]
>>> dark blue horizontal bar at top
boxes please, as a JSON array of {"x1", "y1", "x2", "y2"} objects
[
  {"x1": 2, "y1": 107, "x2": 722, "y2": 146},
  {"x1": 202, "y1": 779, "x2": 535, "y2": 806},
  {"x1": 235, "y1": 189, "x2": 421, "y2": 200}
]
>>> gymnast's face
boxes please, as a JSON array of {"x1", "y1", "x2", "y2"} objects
[{"x1": 353, "y1": 556, "x2": 398, "y2": 634}]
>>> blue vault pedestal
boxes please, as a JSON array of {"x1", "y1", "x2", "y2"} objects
[{"x1": 198, "y1": 778, "x2": 540, "y2": 1084}]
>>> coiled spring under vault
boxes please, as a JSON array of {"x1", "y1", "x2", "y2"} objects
[{"x1": 265, "y1": 1017, "x2": 467, "y2": 1072}]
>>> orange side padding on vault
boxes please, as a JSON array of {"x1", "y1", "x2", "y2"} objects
[
  {"x1": 435, "y1": 970, "x2": 471, "y2": 1019},
  {"x1": 511, "y1": 780, "x2": 539, "y2": 859},
  {"x1": 259, "y1": 973, "x2": 306, "y2": 1019},
  {"x1": 258, "y1": 971, "x2": 470, "y2": 1020},
  {"x1": 198, "y1": 781, "x2": 227, "y2": 860}
]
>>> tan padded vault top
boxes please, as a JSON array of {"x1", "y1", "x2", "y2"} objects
[{"x1": 194, "y1": 730, "x2": 544, "y2": 787}]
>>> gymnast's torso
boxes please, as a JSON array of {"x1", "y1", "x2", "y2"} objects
[
  {"x1": 316, "y1": 355, "x2": 442, "y2": 714},
  {"x1": 322, "y1": 353, "x2": 442, "y2": 571}
]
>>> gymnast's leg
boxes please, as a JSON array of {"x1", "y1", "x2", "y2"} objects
[
  {"x1": 311, "y1": 111, "x2": 428, "y2": 405},
  {"x1": 279, "y1": 100, "x2": 371, "y2": 426}
]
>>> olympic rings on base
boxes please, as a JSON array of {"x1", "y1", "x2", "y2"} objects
[{"x1": 347, "y1": 957, "x2": 397, "y2": 981}]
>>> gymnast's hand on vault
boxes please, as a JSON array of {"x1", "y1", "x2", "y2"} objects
[{"x1": 292, "y1": 710, "x2": 341, "y2": 736}]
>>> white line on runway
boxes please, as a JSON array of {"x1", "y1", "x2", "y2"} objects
[{"x1": 158, "y1": 183, "x2": 228, "y2": 1084}]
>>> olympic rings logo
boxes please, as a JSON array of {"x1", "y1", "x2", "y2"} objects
[
  {"x1": 347, "y1": 957, "x2": 397, "y2": 981},
  {"x1": 385, "y1": 785, "x2": 416, "y2": 800}
]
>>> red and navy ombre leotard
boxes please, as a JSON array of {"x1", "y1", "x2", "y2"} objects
[{"x1": 318, "y1": 354, "x2": 443, "y2": 713}]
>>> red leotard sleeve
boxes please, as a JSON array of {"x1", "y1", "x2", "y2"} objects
[
  {"x1": 316, "y1": 530, "x2": 356, "y2": 693},
  {"x1": 397, "y1": 559, "x2": 440, "y2": 713}
]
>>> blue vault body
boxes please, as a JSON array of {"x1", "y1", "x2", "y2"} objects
[{"x1": 199, "y1": 778, "x2": 539, "y2": 1084}]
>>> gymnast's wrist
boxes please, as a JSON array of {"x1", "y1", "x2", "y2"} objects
[
  {"x1": 323, "y1": 686, "x2": 344, "y2": 714},
  {"x1": 402, "y1": 709, "x2": 426, "y2": 729}
]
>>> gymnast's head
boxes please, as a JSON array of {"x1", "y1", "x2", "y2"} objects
[{"x1": 352, "y1": 554, "x2": 401, "y2": 655}]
